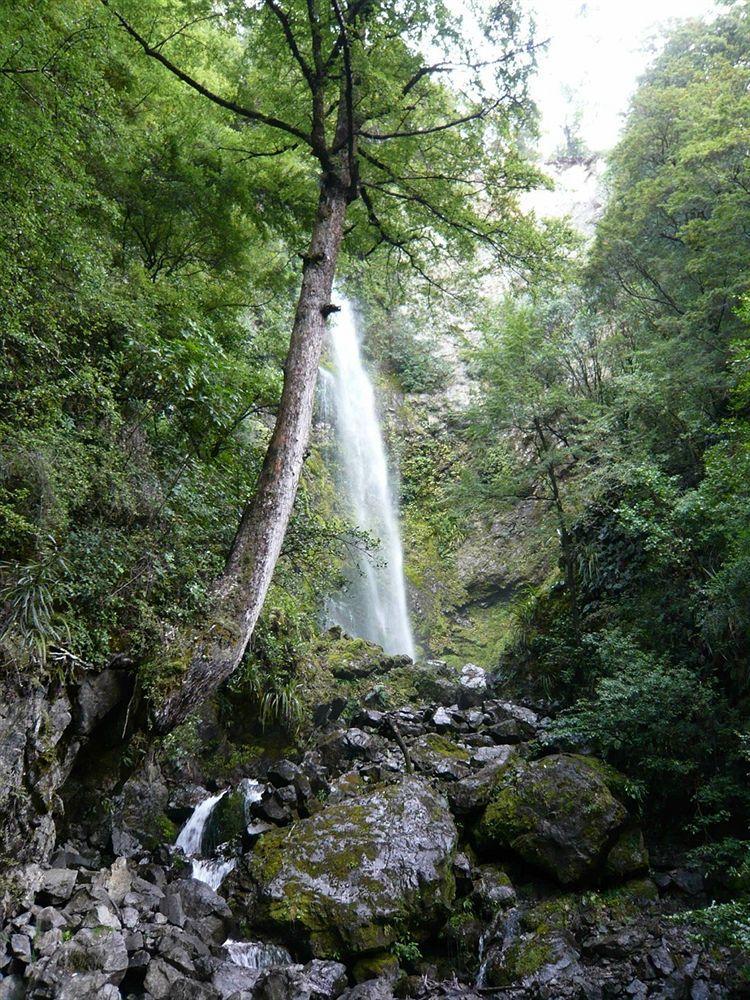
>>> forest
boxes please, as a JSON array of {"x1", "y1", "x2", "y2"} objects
[{"x1": 1, "y1": 1, "x2": 749, "y2": 998}]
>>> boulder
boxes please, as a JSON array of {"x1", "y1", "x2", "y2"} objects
[
  {"x1": 110, "y1": 761, "x2": 172, "y2": 856},
  {"x1": 605, "y1": 826, "x2": 649, "y2": 880},
  {"x1": 340, "y1": 981, "x2": 395, "y2": 1000},
  {"x1": 456, "y1": 663, "x2": 487, "y2": 708},
  {"x1": 74, "y1": 668, "x2": 125, "y2": 737},
  {"x1": 172, "y1": 877, "x2": 232, "y2": 945},
  {"x1": 212, "y1": 959, "x2": 263, "y2": 998},
  {"x1": 481, "y1": 921, "x2": 582, "y2": 990},
  {"x1": 37, "y1": 867, "x2": 77, "y2": 902},
  {"x1": 202, "y1": 789, "x2": 247, "y2": 854},
  {"x1": 254, "y1": 959, "x2": 349, "y2": 1000},
  {"x1": 447, "y1": 747, "x2": 516, "y2": 816},
  {"x1": 474, "y1": 754, "x2": 629, "y2": 884},
  {"x1": 471, "y1": 866, "x2": 517, "y2": 917},
  {"x1": 229, "y1": 776, "x2": 457, "y2": 958},
  {"x1": 408, "y1": 734, "x2": 472, "y2": 782}
]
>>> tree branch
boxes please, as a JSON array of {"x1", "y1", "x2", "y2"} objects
[
  {"x1": 359, "y1": 101, "x2": 498, "y2": 141},
  {"x1": 263, "y1": 0, "x2": 317, "y2": 91},
  {"x1": 330, "y1": 0, "x2": 357, "y2": 191},
  {"x1": 99, "y1": 0, "x2": 311, "y2": 145}
]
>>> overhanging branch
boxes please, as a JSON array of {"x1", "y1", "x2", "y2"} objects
[
  {"x1": 99, "y1": 0, "x2": 311, "y2": 145},
  {"x1": 359, "y1": 101, "x2": 498, "y2": 141}
]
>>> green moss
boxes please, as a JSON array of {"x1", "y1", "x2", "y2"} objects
[
  {"x1": 491, "y1": 935, "x2": 555, "y2": 986},
  {"x1": 203, "y1": 790, "x2": 246, "y2": 853},
  {"x1": 244, "y1": 780, "x2": 455, "y2": 960},
  {"x1": 605, "y1": 826, "x2": 649, "y2": 879},
  {"x1": 442, "y1": 602, "x2": 516, "y2": 670},
  {"x1": 425, "y1": 734, "x2": 471, "y2": 761},
  {"x1": 476, "y1": 774, "x2": 526, "y2": 848},
  {"x1": 568, "y1": 754, "x2": 630, "y2": 802},
  {"x1": 154, "y1": 813, "x2": 178, "y2": 842},
  {"x1": 522, "y1": 895, "x2": 579, "y2": 933},
  {"x1": 354, "y1": 951, "x2": 401, "y2": 982}
]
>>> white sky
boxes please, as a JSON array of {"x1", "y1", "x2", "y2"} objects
[{"x1": 529, "y1": 0, "x2": 720, "y2": 156}]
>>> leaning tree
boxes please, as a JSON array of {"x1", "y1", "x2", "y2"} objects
[{"x1": 100, "y1": 0, "x2": 543, "y2": 731}]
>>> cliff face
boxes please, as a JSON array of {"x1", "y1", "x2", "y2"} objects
[
  {"x1": 372, "y1": 317, "x2": 547, "y2": 668},
  {"x1": 0, "y1": 664, "x2": 134, "y2": 875},
  {"x1": 367, "y1": 156, "x2": 604, "y2": 667},
  {"x1": 0, "y1": 675, "x2": 75, "y2": 868}
]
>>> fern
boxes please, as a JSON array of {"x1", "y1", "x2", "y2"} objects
[{"x1": 0, "y1": 543, "x2": 71, "y2": 669}]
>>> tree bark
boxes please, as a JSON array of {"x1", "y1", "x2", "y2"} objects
[{"x1": 154, "y1": 178, "x2": 348, "y2": 733}]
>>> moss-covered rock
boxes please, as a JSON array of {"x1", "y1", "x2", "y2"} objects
[
  {"x1": 409, "y1": 734, "x2": 472, "y2": 781},
  {"x1": 202, "y1": 790, "x2": 246, "y2": 855},
  {"x1": 482, "y1": 925, "x2": 581, "y2": 989},
  {"x1": 228, "y1": 776, "x2": 457, "y2": 960},
  {"x1": 473, "y1": 754, "x2": 629, "y2": 884},
  {"x1": 353, "y1": 951, "x2": 400, "y2": 982},
  {"x1": 605, "y1": 826, "x2": 649, "y2": 880}
]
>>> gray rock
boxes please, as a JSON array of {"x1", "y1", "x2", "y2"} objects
[
  {"x1": 457, "y1": 663, "x2": 487, "y2": 708},
  {"x1": 144, "y1": 956, "x2": 184, "y2": 998},
  {"x1": 173, "y1": 877, "x2": 232, "y2": 945},
  {"x1": 57, "y1": 974, "x2": 122, "y2": 999},
  {"x1": 35, "y1": 905, "x2": 67, "y2": 932},
  {"x1": 0, "y1": 678, "x2": 75, "y2": 865},
  {"x1": 447, "y1": 747, "x2": 516, "y2": 816},
  {"x1": 35, "y1": 927, "x2": 64, "y2": 957},
  {"x1": 317, "y1": 728, "x2": 398, "y2": 776},
  {"x1": 74, "y1": 668, "x2": 124, "y2": 736},
  {"x1": 474, "y1": 754, "x2": 629, "y2": 884},
  {"x1": 255, "y1": 959, "x2": 349, "y2": 999},
  {"x1": 38, "y1": 866, "x2": 77, "y2": 901},
  {"x1": 471, "y1": 866, "x2": 516, "y2": 916},
  {"x1": 170, "y1": 982, "x2": 221, "y2": 1000},
  {"x1": 267, "y1": 760, "x2": 301, "y2": 787},
  {"x1": 230, "y1": 775, "x2": 457, "y2": 958},
  {"x1": 432, "y1": 707, "x2": 452, "y2": 729},
  {"x1": 340, "y1": 981, "x2": 395, "y2": 1000},
  {"x1": 160, "y1": 891, "x2": 186, "y2": 927},
  {"x1": 470, "y1": 746, "x2": 511, "y2": 767},
  {"x1": 212, "y1": 959, "x2": 263, "y2": 998},
  {"x1": 110, "y1": 761, "x2": 170, "y2": 857},
  {"x1": 10, "y1": 932, "x2": 31, "y2": 962},
  {"x1": 0, "y1": 976, "x2": 25, "y2": 1000}
]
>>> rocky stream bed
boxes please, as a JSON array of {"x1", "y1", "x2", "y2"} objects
[{"x1": 0, "y1": 655, "x2": 744, "y2": 999}]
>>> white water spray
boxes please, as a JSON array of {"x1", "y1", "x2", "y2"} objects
[
  {"x1": 174, "y1": 782, "x2": 263, "y2": 891},
  {"x1": 224, "y1": 940, "x2": 293, "y2": 970},
  {"x1": 319, "y1": 299, "x2": 415, "y2": 658}
]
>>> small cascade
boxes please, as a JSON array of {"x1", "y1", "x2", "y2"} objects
[
  {"x1": 476, "y1": 907, "x2": 521, "y2": 988},
  {"x1": 174, "y1": 781, "x2": 263, "y2": 891},
  {"x1": 224, "y1": 939, "x2": 294, "y2": 970},
  {"x1": 175, "y1": 790, "x2": 227, "y2": 856},
  {"x1": 319, "y1": 298, "x2": 415, "y2": 658}
]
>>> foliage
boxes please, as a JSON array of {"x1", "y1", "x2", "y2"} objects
[
  {"x1": 0, "y1": 545, "x2": 71, "y2": 671},
  {"x1": 676, "y1": 901, "x2": 750, "y2": 956},
  {"x1": 463, "y1": 4, "x2": 750, "y2": 861}
]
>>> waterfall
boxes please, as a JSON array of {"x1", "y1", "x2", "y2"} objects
[
  {"x1": 319, "y1": 298, "x2": 415, "y2": 658},
  {"x1": 174, "y1": 781, "x2": 263, "y2": 891},
  {"x1": 175, "y1": 790, "x2": 226, "y2": 856},
  {"x1": 224, "y1": 940, "x2": 293, "y2": 970}
]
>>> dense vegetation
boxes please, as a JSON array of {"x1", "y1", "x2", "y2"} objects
[
  {"x1": 2, "y1": 0, "x2": 750, "y2": 960},
  {"x1": 463, "y1": 3, "x2": 750, "y2": 941}
]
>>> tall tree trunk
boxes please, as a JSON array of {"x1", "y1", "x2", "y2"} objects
[{"x1": 154, "y1": 178, "x2": 348, "y2": 734}]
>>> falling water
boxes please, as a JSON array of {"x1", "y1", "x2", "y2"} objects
[
  {"x1": 319, "y1": 299, "x2": 415, "y2": 658},
  {"x1": 224, "y1": 939, "x2": 294, "y2": 970},
  {"x1": 174, "y1": 781, "x2": 263, "y2": 891}
]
